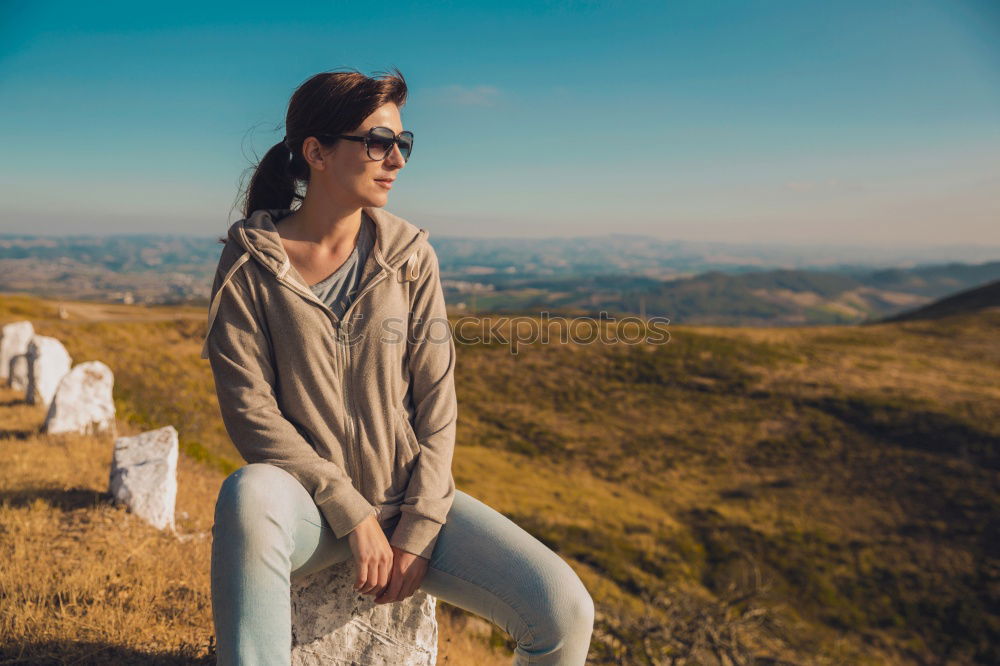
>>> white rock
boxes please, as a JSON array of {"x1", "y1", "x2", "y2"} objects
[
  {"x1": 9, "y1": 354, "x2": 29, "y2": 391},
  {"x1": 44, "y1": 361, "x2": 117, "y2": 436},
  {"x1": 26, "y1": 335, "x2": 72, "y2": 409},
  {"x1": 108, "y1": 425, "x2": 178, "y2": 531},
  {"x1": 1, "y1": 321, "x2": 34, "y2": 382},
  {"x1": 291, "y1": 562, "x2": 439, "y2": 665}
]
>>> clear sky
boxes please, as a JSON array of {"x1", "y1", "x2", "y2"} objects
[{"x1": 1, "y1": 0, "x2": 998, "y2": 246}]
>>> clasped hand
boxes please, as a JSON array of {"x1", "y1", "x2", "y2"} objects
[{"x1": 347, "y1": 513, "x2": 429, "y2": 604}]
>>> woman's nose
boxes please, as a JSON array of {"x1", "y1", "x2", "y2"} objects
[{"x1": 385, "y1": 143, "x2": 406, "y2": 167}]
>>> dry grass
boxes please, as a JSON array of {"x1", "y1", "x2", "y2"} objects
[
  {"x1": 0, "y1": 391, "x2": 217, "y2": 662},
  {"x1": 2, "y1": 294, "x2": 998, "y2": 664},
  {"x1": 0, "y1": 386, "x2": 514, "y2": 664}
]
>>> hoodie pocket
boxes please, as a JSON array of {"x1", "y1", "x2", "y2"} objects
[{"x1": 393, "y1": 407, "x2": 421, "y2": 468}]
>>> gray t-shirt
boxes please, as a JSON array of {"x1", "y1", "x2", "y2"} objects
[{"x1": 308, "y1": 212, "x2": 376, "y2": 320}]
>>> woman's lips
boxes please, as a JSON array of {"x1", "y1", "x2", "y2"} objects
[{"x1": 375, "y1": 179, "x2": 393, "y2": 190}]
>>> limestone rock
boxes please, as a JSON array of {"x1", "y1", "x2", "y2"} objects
[
  {"x1": 9, "y1": 354, "x2": 29, "y2": 391},
  {"x1": 291, "y1": 561, "x2": 439, "y2": 665},
  {"x1": 26, "y1": 335, "x2": 72, "y2": 409},
  {"x1": 1, "y1": 321, "x2": 34, "y2": 382},
  {"x1": 44, "y1": 361, "x2": 117, "y2": 436},
  {"x1": 108, "y1": 425, "x2": 178, "y2": 531}
]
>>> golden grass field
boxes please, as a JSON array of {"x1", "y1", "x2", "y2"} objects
[{"x1": 1, "y1": 291, "x2": 997, "y2": 664}]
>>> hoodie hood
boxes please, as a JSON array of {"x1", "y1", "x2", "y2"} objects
[
  {"x1": 201, "y1": 205, "x2": 431, "y2": 360},
  {"x1": 233, "y1": 206, "x2": 429, "y2": 289}
]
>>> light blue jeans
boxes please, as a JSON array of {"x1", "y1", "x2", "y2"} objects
[{"x1": 210, "y1": 463, "x2": 595, "y2": 665}]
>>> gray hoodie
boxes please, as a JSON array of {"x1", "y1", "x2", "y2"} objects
[{"x1": 201, "y1": 206, "x2": 457, "y2": 559}]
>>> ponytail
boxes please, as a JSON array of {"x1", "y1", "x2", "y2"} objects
[{"x1": 241, "y1": 140, "x2": 299, "y2": 218}]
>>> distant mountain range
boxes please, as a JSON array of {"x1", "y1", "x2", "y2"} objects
[
  {"x1": 1, "y1": 232, "x2": 997, "y2": 326},
  {"x1": 431, "y1": 233, "x2": 1000, "y2": 277},
  {"x1": 506, "y1": 261, "x2": 1000, "y2": 326}
]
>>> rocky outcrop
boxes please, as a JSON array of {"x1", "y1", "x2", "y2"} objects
[
  {"x1": 1, "y1": 320, "x2": 34, "y2": 383},
  {"x1": 9, "y1": 354, "x2": 30, "y2": 391},
  {"x1": 290, "y1": 561, "x2": 439, "y2": 665},
  {"x1": 44, "y1": 360, "x2": 117, "y2": 436},
  {"x1": 108, "y1": 425, "x2": 178, "y2": 531},
  {"x1": 25, "y1": 335, "x2": 72, "y2": 408}
]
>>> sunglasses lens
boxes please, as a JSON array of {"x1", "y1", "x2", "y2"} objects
[
  {"x1": 368, "y1": 127, "x2": 413, "y2": 161},
  {"x1": 399, "y1": 132, "x2": 413, "y2": 160},
  {"x1": 366, "y1": 129, "x2": 391, "y2": 159}
]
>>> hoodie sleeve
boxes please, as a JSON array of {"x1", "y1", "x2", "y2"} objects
[
  {"x1": 389, "y1": 241, "x2": 458, "y2": 559},
  {"x1": 204, "y1": 250, "x2": 377, "y2": 539}
]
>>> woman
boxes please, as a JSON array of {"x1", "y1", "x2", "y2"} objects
[{"x1": 202, "y1": 68, "x2": 595, "y2": 665}]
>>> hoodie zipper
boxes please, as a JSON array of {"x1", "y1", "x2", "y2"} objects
[
  {"x1": 337, "y1": 269, "x2": 390, "y2": 495},
  {"x1": 273, "y1": 265, "x2": 390, "y2": 493}
]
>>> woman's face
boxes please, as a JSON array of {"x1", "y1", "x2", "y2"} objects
[{"x1": 302, "y1": 102, "x2": 407, "y2": 209}]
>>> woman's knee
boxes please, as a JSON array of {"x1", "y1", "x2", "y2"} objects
[
  {"x1": 524, "y1": 560, "x2": 595, "y2": 645},
  {"x1": 553, "y1": 570, "x2": 595, "y2": 636},
  {"x1": 215, "y1": 463, "x2": 298, "y2": 527}
]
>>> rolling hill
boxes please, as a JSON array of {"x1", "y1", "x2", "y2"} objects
[
  {"x1": 1, "y1": 290, "x2": 997, "y2": 664},
  {"x1": 878, "y1": 277, "x2": 1000, "y2": 323}
]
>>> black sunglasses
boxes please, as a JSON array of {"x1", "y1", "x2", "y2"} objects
[{"x1": 316, "y1": 126, "x2": 413, "y2": 162}]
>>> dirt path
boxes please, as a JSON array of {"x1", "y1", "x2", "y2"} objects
[{"x1": 44, "y1": 299, "x2": 204, "y2": 323}]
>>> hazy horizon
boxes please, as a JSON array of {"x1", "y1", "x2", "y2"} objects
[
  {"x1": 2, "y1": 225, "x2": 998, "y2": 270},
  {"x1": 1, "y1": 223, "x2": 1000, "y2": 252}
]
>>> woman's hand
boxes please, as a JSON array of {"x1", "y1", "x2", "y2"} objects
[
  {"x1": 347, "y1": 514, "x2": 394, "y2": 596},
  {"x1": 373, "y1": 546, "x2": 429, "y2": 605}
]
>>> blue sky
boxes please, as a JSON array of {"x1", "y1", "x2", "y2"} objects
[{"x1": 1, "y1": 0, "x2": 997, "y2": 247}]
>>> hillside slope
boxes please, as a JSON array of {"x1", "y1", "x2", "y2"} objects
[
  {"x1": 878, "y1": 277, "x2": 1000, "y2": 323},
  {"x1": 1, "y1": 292, "x2": 997, "y2": 664}
]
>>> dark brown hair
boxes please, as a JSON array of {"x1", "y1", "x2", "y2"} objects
[{"x1": 234, "y1": 67, "x2": 408, "y2": 229}]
